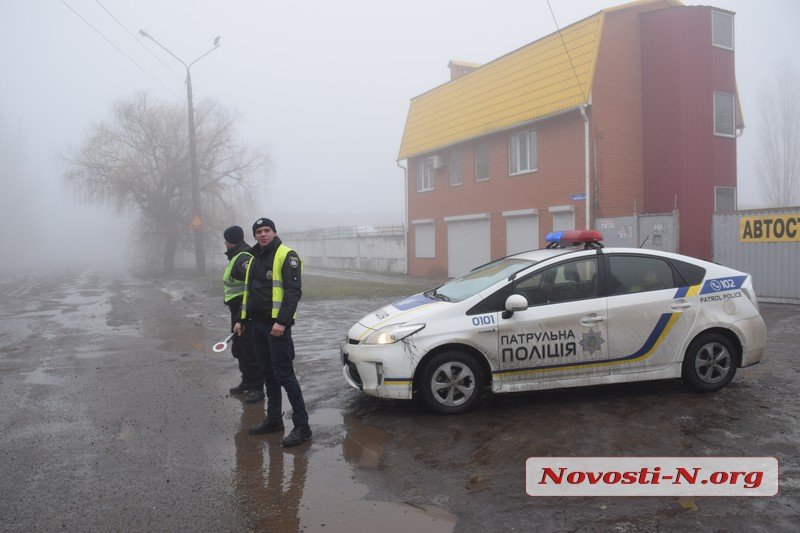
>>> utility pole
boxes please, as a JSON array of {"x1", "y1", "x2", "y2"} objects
[{"x1": 139, "y1": 30, "x2": 220, "y2": 274}]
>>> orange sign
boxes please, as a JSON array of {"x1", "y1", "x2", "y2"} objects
[{"x1": 189, "y1": 215, "x2": 204, "y2": 230}]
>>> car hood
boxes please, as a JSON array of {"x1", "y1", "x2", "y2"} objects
[{"x1": 356, "y1": 292, "x2": 448, "y2": 331}]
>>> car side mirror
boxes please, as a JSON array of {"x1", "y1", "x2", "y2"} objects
[{"x1": 502, "y1": 294, "x2": 529, "y2": 319}]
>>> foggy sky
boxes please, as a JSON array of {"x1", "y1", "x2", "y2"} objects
[{"x1": 1, "y1": 0, "x2": 798, "y2": 269}]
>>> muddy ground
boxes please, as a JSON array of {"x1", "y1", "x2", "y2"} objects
[{"x1": 0, "y1": 269, "x2": 798, "y2": 532}]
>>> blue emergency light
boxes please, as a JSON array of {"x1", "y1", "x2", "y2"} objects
[{"x1": 545, "y1": 229, "x2": 604, "y2": 249}]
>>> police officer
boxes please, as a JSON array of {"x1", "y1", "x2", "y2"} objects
[
  {"x1": 222, "y1": 226, "x2": 264, "y2": 403},
  {"x1": 234, "y1": 218, "x2": 311, "y2": 447}
]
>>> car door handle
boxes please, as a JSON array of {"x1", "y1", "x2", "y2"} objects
[
  {"x1": 580, "y1": 314, "x2": 606, "y2": 326},
  {"x1": 670, "y1": 299, "x2": 692, "y2": 311}
]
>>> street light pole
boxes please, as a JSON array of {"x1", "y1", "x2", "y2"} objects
[{"x1": 139, "y1": 30, "x2": 220, "y2": 275}]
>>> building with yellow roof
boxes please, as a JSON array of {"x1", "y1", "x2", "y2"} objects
[{"x1": 399, "y1": 0, "x2": 741, "y2": 276}]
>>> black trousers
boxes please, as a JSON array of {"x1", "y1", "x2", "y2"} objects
[{"x1": 229, "y1": 305, "x2": 264, "y2": 390}]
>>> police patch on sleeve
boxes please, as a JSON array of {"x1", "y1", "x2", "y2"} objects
[{"x1": 289, "y1": 256, "x2": 299, "y2": 269}]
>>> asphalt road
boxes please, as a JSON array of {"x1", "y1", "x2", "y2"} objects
[{"x1": 0, "y1": 270, "x2": 798, "y2": 532}]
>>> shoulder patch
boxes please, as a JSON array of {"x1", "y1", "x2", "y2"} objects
[{"x1": 289, "y1": 256, "x2": 299, "y2": 269}]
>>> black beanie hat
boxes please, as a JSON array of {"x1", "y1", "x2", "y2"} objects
[
  {"x1": 223, "y1": 225, "x2": 244, "y2": 244},
  {"x1": 252, "y1": 217, "x2": 276, "y2": 235}
]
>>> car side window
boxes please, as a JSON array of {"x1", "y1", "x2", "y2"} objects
[
  {"x1": 607, "y1": 255, "x2": 680, "y2": 295},
  {"x1": 514, "y1": 258, "x2": 599, "y2": 305}
]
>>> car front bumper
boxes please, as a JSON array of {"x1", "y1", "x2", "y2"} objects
[{"x1": 340, "y1": 341, "x2": 415, "y2": 400}]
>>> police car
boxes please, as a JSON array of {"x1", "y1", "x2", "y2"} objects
[{"x1": 341, "y1": 230, "x2": 766, "y2": 414}]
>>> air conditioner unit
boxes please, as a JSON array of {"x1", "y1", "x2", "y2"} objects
[{"x1": 425, "y1": 155, "x2": 445, "y2": 170}]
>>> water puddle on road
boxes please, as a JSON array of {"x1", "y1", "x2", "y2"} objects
[
  {"x1": 21, "y1": 367, "x2": 65, "y2": 385},
  {"x1": 231, "y1": 406, "x2": 456, "y2": 532},
  {"x1": 341, "y1": 416, "x2": 393, "y2": 470}
]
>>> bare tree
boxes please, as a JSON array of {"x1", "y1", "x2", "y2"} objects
[
  {"x1": 756, "y1": 63, "x2": 800, "y2": 207},
  {"x1": 64, "y1": 92, "x2": 268, "y2": 271}
]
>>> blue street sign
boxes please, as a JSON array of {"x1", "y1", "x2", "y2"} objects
[{"x1": 570, "y1": 193, "x2": 586, "y2": 201}]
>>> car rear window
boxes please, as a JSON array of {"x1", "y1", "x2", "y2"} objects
[
  {"x1": 607, "y1": 255, "x2": 681, "y2": 295},
  {"x1": 669, "y1": 258, "x2": 707, "y2": 286}
]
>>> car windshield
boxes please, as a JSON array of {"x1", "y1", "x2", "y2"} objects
[{"x1": 432, "y1": 258, "x2": 537, "y2": 302}]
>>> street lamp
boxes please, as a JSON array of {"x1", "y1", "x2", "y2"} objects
[{"x1": 139, "y1": 29, "x2": 221, "y2": 275}]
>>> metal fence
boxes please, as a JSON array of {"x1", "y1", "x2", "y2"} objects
[
  {"x1": 595, "y1": 211, "x2": 679, "y2": 252},
  {"x1": 713, "y1": 208, "x2": 800, "y2": 300}
]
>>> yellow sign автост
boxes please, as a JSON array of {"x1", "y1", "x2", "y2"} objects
[{"x1": 739, "y1": 214, "x2": 800, "y2": 242}]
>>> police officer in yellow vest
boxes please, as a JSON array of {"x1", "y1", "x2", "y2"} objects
[
  {"x1": 223, "y1": 226, "x2": 265, "y2": 403},
  {"x1": 234, "y1": 217, "x2": 311, "y2": 447}
]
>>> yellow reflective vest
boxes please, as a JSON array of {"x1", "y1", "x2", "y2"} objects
[
  {"x1": 223, "y1": 251, "x2": 252, "y2": 303},
  {"x1": 240, "y1": 244, "x2": 299, "y2": 320}
]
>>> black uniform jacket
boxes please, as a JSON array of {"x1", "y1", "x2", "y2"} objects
[{"x1": 244, "y1": 236, "x2": 301, "y2": 327}]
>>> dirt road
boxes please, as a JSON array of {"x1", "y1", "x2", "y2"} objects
[{"x1": 0, "y1": 270, "x2": 797, "y2": 531}]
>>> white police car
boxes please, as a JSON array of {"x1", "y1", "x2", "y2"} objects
[{"x1": 341, "y1": 231, "x2": 766, "y2": 414}]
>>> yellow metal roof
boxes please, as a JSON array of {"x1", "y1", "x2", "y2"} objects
[
  {"x1": 398, "y1": 0, "x2": 683, "y2": 160},
  {"x1": 398, "y1": 14, "x2": 603, "y2": 160}
]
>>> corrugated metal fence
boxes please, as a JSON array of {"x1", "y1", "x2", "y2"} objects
[{"x1": 712, "y1": 208, "x2": 800, "y2": 299}]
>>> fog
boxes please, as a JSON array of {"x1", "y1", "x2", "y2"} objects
[{"x1": 1, "y1": 0, "x2": 798, "y2": 270}]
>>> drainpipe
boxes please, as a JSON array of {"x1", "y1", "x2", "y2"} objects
[
  {"x1": 580, "y1": 105, "x2": 591, "y2": 229},
  {"x1": 396, "y1": 160, "x2": 408, "y2": 274}
]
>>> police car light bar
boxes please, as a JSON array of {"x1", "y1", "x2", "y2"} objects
[{"x1": 545, "y1": 230, "x2": 604, "y2": 249}]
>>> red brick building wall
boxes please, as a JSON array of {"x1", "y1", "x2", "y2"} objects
[
  {"x1": 591, "y1": 4, "x2": 659, "y2": 219},
  {"x1": 407, "y1": 112, "x2": 586, "y2": 276}
]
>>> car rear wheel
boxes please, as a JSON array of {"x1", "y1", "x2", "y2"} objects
[
  {"x1": 418, "y1": 351, "x2": 483, "y2": 414},
  {"x1": 682, "y1": 333, "x2": 738, "y2": 392}
]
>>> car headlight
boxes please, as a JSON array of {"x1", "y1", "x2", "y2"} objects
[{"x1": 363, "y1": 323, "x2": 425, "y2": 345}]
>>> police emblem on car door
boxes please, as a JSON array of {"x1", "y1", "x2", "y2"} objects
[{"x1": 496, "y1": 257, "x2": 609, "y2": 385}]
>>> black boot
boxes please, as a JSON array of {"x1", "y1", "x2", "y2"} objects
[
  {"x1": 229, "y1": 382, "x2": 248, "y2": 394},
  {"x1": 282, "y1": 425, "x2": 312, "y2": 447},
  {"x1": 249, "y1": 418, "x2": 285, "y2": 435},
  {"x1": 244, "y1": 390, "x2": 265, "y2": 403}
]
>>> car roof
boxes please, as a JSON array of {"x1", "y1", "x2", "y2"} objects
[
  {"x1": 507, "y1": 248, "x2": 582, "y2": 262},
  {"x1": 508, "y1": 246, "x2": 735, "y2": 273}
]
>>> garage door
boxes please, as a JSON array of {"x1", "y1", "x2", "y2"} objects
[
  {"x1": 505, "y1": 211, "x2": 538, "y2": 255},
  {"x1": 446, "y1": 216, "x2": 490, "y2": 277}
]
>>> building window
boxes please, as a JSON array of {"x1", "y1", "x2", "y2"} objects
[
  {"x1": 450, "y1": 149, "x2": 462, "y2": 186},
  {"x1": 416, "y1": 158, "x2": 433, "y2": 192},
  {"x1": 509, "y1": 130, "x2": 537, "y2": 175},
  {"x1": 712, "y1": 11, "x2": 734, "y2": 50},
  {"x1": 714, "y1": 92, "x2": 735, "y2": 137},
  {"x1": 475, "y1": 141, "x2": 490, "y2": 182}
]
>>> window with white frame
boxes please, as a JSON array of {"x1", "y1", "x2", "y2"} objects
[
  {"x1": 475, "y1": 141, "x2": 490, "y2": 182},
  {"x1": 509, "y1": 129, "x2": 537, "y2": 175},
  {"x1": 450, "y1": 149, "x2": 462, "y2": 186},
  {"x1": 416, "y1": 158, "x2": 433, "y2": 192},
  {"x1": 712, "y1": 11, "x2": 734, "y2": 50},
  {"x1": 714, "y1": 92, "x2": 735, "y2": 137}
]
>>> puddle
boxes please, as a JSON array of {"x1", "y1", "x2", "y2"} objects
[
  {"x1": 21, "y1": 368, "x2": 65, "y2": 385},
  {"x1": 308, "y1": 407, "x2": 346, "y2": 427},
  {"x1": 231, "y1": 407, "x2": 455, "y2": 532},
  {"x1": 342, "y1": 417, "x2": 393, "y2": 470}
]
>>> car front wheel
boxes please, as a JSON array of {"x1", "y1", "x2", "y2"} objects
[
  {"x1": 682, "y1": 333, "x2": 739, "y2": 392},
  {"x1": 418, "y1": 351, "x2": 483, "y2": 414}
]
